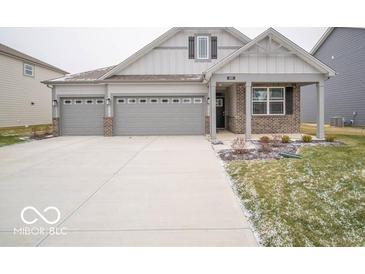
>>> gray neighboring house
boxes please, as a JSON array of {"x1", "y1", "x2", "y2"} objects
[
  {"x1": 43, "y1": 27, "x2": 335, "y2": 139},
  {"x1": 301, "y1": 27, "x2": 365, "y2": 126},
  {"x1": 0, "y1": 43, "x2": 68, "y2": 128}
]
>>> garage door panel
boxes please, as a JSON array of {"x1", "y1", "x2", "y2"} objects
[
  {"x1": 114, "y1": 96, "x2": 204, "y2": 136},
  {"x1": 60, "y1": 98, "x2": 104, "y2": 136}
]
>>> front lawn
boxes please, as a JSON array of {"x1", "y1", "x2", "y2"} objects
[
  {"x1": 226, "y1": 132, "x2": 365, "y2": 246},
  {"x1": 0, "y1": 135, "x2": 25, "y2": 147}
]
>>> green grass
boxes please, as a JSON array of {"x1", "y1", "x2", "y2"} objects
[
  {"x1": 226, "y1": 132, "x2": 365, "y2": 246},
  {"x1": 0, "y1": 124, "x2": 52, "y2": 137},
  {"x1": 0, "y1": 135, "x2": 25, "y2": 147}
]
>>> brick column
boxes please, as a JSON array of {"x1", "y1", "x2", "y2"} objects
[
  {"x1": 104, "y1": 117, "x2": 113, "y2": 136},
  {"x1": 205, "y1": 116, "x2": 210, "y2": 134},
  {"x1": 52, "y1": 118, "x2": 60, "y2": 137}
]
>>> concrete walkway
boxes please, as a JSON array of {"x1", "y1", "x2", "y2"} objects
[{"x1": 0, "y1": 136, "x2": 257, "y2": 246}]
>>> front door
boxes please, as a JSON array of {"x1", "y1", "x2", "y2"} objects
[{"x1": 216, "y1": 97, "x2": 225, "y2": 129}]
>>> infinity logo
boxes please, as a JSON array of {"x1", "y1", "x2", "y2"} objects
[{"x1": 20, "y1": 206, "x2": 61, "y2": 225}]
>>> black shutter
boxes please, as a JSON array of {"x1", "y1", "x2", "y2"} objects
[
  {"x1": 188, "y1": 36, "x2": 195, "y2": 59},
  {"x1": 285, "y1": 87, "x2": 294, "y2": 115},
  {"x1": 211, "y1": 36, "x2": 217, "y2": 59}
]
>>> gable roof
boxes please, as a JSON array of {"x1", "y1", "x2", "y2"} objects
[
  {"x1": 204, "y1": 28, "x2": 336, "y2": 80},
  {"x1": 310, "y1": 27, "x2": 335, "y2": 55},
  {"x1": 0, "y1": 42, "x2": 68, "y2": 74},
  {"x1": 99, "y1": 27, "x2": 251, "y2": 80}
]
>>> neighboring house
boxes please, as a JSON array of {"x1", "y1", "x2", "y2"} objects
[
  {"x1": 0, "y1": 43, "x2": 68, "y2": 128},
  {"x1": 43, "y1": 27, "x2": 335, "y2": 139},
  {"x1": 301, "y1": 27, "x2": 365, "y2": 126}
]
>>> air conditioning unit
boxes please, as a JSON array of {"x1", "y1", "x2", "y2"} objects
[{"x1": 330, "y1": 116, "x2": 345, "y2": 127}]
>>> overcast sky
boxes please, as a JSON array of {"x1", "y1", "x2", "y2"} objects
[{"x1": 0, "y1": 27, "x2": 326, "y2": 74}]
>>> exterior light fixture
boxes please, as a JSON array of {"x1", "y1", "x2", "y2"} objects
[
  {"x1": 52, "y1": 99, "x2": 58, "y2": 106},
  {"x1": 106, "y1": 98, "x2": 111, "y2": 105}
]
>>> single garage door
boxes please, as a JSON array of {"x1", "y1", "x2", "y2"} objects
[
  {"x1": 114, "y1": 96, "x2": 205, "y2": 135},
  {"x1": 60, "y1": 98, "x2": 105, "y2": 136}
]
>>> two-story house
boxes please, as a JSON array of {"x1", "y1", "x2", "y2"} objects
[
  {"x1": 0, "y1": 43, "x2": 68, "y2": 128},
  {"x1": 43, "y1": 27, "x2": 335, "y2": 139}
]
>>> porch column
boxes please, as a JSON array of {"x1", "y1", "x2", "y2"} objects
[
  {"x1": 209, "y1": 81, "x2": 217, "y2": 139},
  {"x1": 316, "y1": 81, "x2": 325, "y2": 139},
  {"x1": 245, "y1": 81, "x2": 252, "y2": 140}
]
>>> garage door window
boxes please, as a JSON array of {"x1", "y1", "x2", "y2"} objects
[
  {"x1": 63, "y1": 99, "x2": 72, "y2": 105},
  {"x1": 193, "y1": 98, "x2": 203, "y2": 104},
  {"x1": 150, "y1": 98, "x2": 159, "y2": 104},
  {"x1": 96, "y1": 99, "x2": 104, "y2": 104},
  {"x1": 172, "y1": 98, "x2": 181, "y2": 104},
  {"x1": 74, "y1": 99, "x2": 83, "y2": 104},
  {"x1": 85, "y1": 99, "x2": 94, "y2": 104},
  {"x1": 139, "y1": 98, "x2": 148, "y2": 104},
  {"x1": 161, "y1": 98, "x2": 169, "y2": 104},
  {"x1": 117, "y1": 98, "x2": 126, "y2": 104},
  {"x1": 128, "y1": 98, "x2": 137, "y2": 104},
  {"x1": 182, "y1": 98, "x2": 192, "y2": 104}
]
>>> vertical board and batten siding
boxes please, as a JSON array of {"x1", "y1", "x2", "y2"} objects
[
  {"x1": 217, "y1": 37, "x2": 320, "y2": 74},
  {"x1": 116, "y1": 29, "x2": 245, "y2": 75},
  {"x1": 301, "y1": 28, "x2": 365, "y2": 125},
  {"x1": 0, "y1": 54, "x2": 64, "y2": 127}
]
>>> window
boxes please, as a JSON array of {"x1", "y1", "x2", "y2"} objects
[
  {"x1": 252, "y1": 87, "x2": 285, "y2": 115},
  {"x1": 117, "y1": 98, "x2": 126, "y2": 104},
  {"x1": 23, "y1": 63, "x2": 34, "y2": 77},
  {"x1": 85, "y1": 99, "x2": 94, "y2": 104},
  {"x1": 216, "y1": 98, "x2": 223, "y2": 107},
  {"x1": 193, "y1": 98, "x2": 203, "y2": 104},
  {"x1": 161, "y1": 98, "x2": 169, "y2": 104},
  {"x1": 96, "y1": 99, "x2": 104, "y2": 104},
  {"x1": 127, "y1": 98, "x2": 137, "y2": 104},
  {"x1": 197, "y1": 36, "x2": 209, "y2": 60},
  {"x1": 139, "y1": 98, "x2": 147, "y2": 104},
  {"x1": 172, "y1": 98, "x2": 181, "y2": 104},
  {"x1": 74, "y1": 99, "x2": 83, "y2": 104},
  {"x1": 150, "y1": 98, "x2": 159, "y2": 104},
  {"x1": 63, "y1": 99, "x2": 72, "y2": 105},
  {"x1": 182, "y1": 98, "x2": 192, "y2": 104}
]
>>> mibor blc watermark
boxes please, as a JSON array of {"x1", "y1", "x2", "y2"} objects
[{"x1": 13, "y1": 206, "x2": 67, "y2": 236}]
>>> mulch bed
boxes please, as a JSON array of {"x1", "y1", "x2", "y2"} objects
[{"x1": 218, "y1": 140, "x2": 341, "y2": 161}]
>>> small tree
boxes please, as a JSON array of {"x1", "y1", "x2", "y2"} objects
[{"x1": 231, "y1": 137, "x2": 247, "y2": 154}]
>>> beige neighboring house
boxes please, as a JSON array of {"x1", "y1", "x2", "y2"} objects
[{"x1": 0, "y1": 42, "x2": 68, "y2": 128}]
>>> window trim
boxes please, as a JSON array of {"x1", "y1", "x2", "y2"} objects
[
  {"x1": 127, "y1": 98, "x2": 137, "y2": 104},
  {"x1": 149, "y1": 98, "x2": 159, "y2": 104},
  {"x1": 138, "y1": 98, "x2": 148, "y2": 104},
  {"x1": 161, "y1": 98, "x2": 170, "y2": 104},
  {"x1": 196, "y1": 36, "x2": 210, "y2": 60},
  {"x1": 74, "y1": 99, "x2": 83, "y2": 105},
  {"x1": 85, "y1": 99, "x2": 94, "y2": 104},
  {"x1": 193, "y1": 98, "x2": 203, "y2": 104},
  {"x1": 252, "y1": 87, "x2": 286, "y2": 116},
  {"x1": 172, "y1": 98, "x2": 181, "y2": 104},
  {"x1": 23, "y1": 63, "x2": 34, "y2": 77},
  {"x1": 117, "y1": 98, "x2": 126, "y2": 104},
  {"x1": 63, "y1": 99, "x2": 72, "y2": 105},
  {"x1": 182, "y1": 98, "x2": 192, "y2": 104},
  {"x1": 95, "y1": 99, "x2": 105, "y2": 104}
]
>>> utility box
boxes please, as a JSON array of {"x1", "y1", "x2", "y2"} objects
[{"x1": 330, "y1": 116, "x2": 345, "y2": 127}]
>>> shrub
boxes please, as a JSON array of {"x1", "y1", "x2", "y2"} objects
[
  {"x1": 260, "y1": 136, "x2": 270, "y2": 143},
  {"x1": 231, "y1": 137, "x2": 247, "y2": 154},
  {"x1": 259, "y1": 142, "x2": 272, "y2": 153},
  {"x1": 325, "y1": 135, "x2": 336, "y2": 142},
  {"x1": 271, "y1": 135, "x2": 282, "y2": 147},
  {"x1": 302, "y1": 135, "x2": 313, "y2": 143},
  {"x1": 282, "y1": 135, "x2": 291, "y2": 143}
]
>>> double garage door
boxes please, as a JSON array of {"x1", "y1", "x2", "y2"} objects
[{"x1": 60, "y1": 96, "x2": 205, "y2": 136}]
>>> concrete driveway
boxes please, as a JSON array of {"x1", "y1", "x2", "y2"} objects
[{"x1": 0, "y1": 136, "x2": 257, "y2": 246}]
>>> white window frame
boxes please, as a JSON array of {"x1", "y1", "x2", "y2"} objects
[
  {"x1": 63, "y1": 99, "x2": 72, "y2": 105},
  {"x1": 161, "y1": 98, "x2": 170, "y2": 104},
  {"x1": 117, "y1": 98, "x2": 126, "y2": 104},
  {"x1": 95, "y1": 99, "x2": 105, "y2": 104},
  {"x1": 197, "y1": 36, "x2": 209, "y2": 60},
  {"x1": 172, "y1": 98, "x2": 181, "y2": 104},
  {"x1": 182, "y1": 98, "x2": 192, "y2": 104},
  {"x1": 74, "y1": 99, "x2": 83, "y2": 104},
  {"x1": 85, "y1": 99, "x2": 94, "y2": 104},
  {"x1": 216, "y1": 98, "x2": 223, "y2": 107},
  {"x1": 193, "y1": 98, "x2": 203, "y2": 104},
  {"x1": 252, "y1": 87, "x2": 285, "y2": 116},
  {"x1": 149, "y1": 98, "x2": 159, "y2": 104},
  {"x1": 23, "y1": 63, "x2": 34, "y2": 77},
  {"x1": 138, "y1": 98, "x2": 148, "y2": 104}
]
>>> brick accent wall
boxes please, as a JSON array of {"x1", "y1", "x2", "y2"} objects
[
  {"x1": 251, "y1": 84, "x2": 301, "y2": 134},
  {"x1": 52, "y1": 118, "x2": 59, "y2": 137},
  {"x1": 205, "y1": 116, "x2": 210, "y2": 134},
  {"x1": 225, "y1": 83, "x2": 301, "y2": 135},
  {"x1": 104, "y1": 117, "x2": 113, "y2": 136}
]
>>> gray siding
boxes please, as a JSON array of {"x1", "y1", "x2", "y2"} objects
[
  {"x1": 0, "y1": 54, "x2": 64, "y2": 127},
  {"x1": 301, "y1": 28, "x2": 365, "y2": 126}
]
